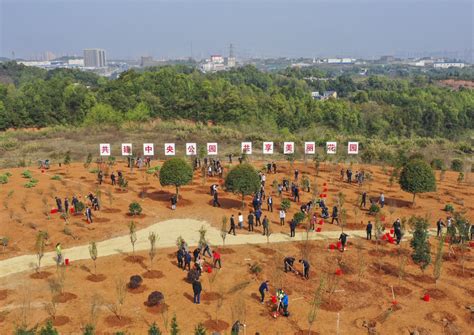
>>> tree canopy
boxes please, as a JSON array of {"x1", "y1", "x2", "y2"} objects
[
  {"x1": 159, "y1": 158, "x2": 193, "y2": 200},
  {"x1": 0, "y1": 62, "x2": 472, "y2": 141},
  {"x1": 399, "y1": 159, "x2": 436, "y2": 205},
  {"x1": 224, "y1": 163, "x2": 261, "y2": 208}
]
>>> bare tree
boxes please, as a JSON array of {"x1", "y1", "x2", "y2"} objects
[
  {"x1": 89, "y1": 241, "x2": 98, "y2": 276},
  {"x1": 220, "y1": 216, "x2": 228, "y2": 247},
  {"x1": 148, "y1": 232, "x2": 159, "y2": 271},
  {"x1": 129, "y1": 221, "x2": 137, "y2": 259},
  {"x1": 107, "y1": 278, "x2": 127, "y2": 320},
  {"x1": 35, "y1": 231, "x2": 47, "y2": 272},
  {"x1": 307, "y1": 275, "x2": 326, "y2": 335}
]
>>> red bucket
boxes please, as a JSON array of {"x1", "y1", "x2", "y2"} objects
[
  {"x1": 319, "y1": 194, "x2": 323, "y2": 198},
  {"x1": 323, "y1": 188, "x2": 328, "y2": 192},
  {"x1": 50, "y1": 208, "x2": 58, "y2": 214},
  {"x1": 392, "y1": 300, "x2": 398, "y2": 305},
  {"x1": 329, "y1": 244, "x2": 335, "y2": 250},
  {"x1": 318, "y1": 220, "x2": 324, "y2": 225},
  {"x1": 423, "y1": 293, "x2": 430, "y2": 302},
  {"x1": 271, "y1": 296, "x2": 277, "y2": 304},
  {"x1": 337, "y1": 241, "x2": 342, "y2": 249},
  {"x1": 390, "y1": 229, "x2": 394, "y2": 234},
  {"x1": 335, "y1": 269, "x2": 343, "y2": 276},
  {"x1": 323, "y1": 194, "x2": 327, "y2": 198},
  {"x1": 70, "y1": 207, "x2": 74, "y2": 214},
  {"x1": 316, "y1": 227, "x2": 321, "y2": 232},
  {"x1": 65, "y1": 259, "x2": 70, "y2": 266},
  {"x1": 207, "y1": 266, "x2": 212, "y2": 273}
]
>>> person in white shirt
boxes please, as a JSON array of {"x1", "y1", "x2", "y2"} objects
[
  {"x1": 238, "y1": 212, "x2": 244, "y2": 229},
  {"x1": 279, "y1": 209, "x2": 286, "y2": 226}
]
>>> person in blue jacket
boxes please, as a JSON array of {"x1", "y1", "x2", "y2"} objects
[{"x1": 258, "y1": 280, "x2": 269, "y2": 304}]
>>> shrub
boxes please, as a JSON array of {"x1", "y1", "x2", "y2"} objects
[
  {"x1": 250, "y1": 263, "x2": 262, "y2": 274},
  {"x1": 147, "y1": 291, "x2": 164, "y2": 306},
  {"x1": 410, "y1": 216, "x2": 431, "y2": 272},
  {"x1": 369, "y1": 203, "x2": 380, "y2": 215},
  {"x1": 293, "y1": 212, "x2": 306, "y2": 225},
  {"x1": 430, "y1": 159, "x2": 444, "y2": 170},
  {"x1": 444, "y1": 204, "x2": 454, "y2": 213},
  {"x1": 51, "y1": 175, "x2": 61, "y2": 181},
  {"x1": 21, "y1": 170, "x2": 32, "y2": 179},
  {"x1": 451, "y1": 159, "x2": 463, "y2": 172},
  {"x1": 281, "y1": 198, "x2": 291, "y2": 212},
  {"x1": 146, "y1": 166, "x2": 160, "y2": 175},
  {"x1": 82, "y1": 324, "x2": 95, "y2": 335},
  {"x1": 24, "y1": 179, "x2": 39, "y2": 188},
  {"x1": 128, "y1": 275, "x2": 143, "y2": 289},
  {"x1": 0, "y1": 174, "x2": 8, "y2": 184},
  {"x1": 75, "y1": 201, "x2": 85, "y2": 213},
  {"x1": 129, "y1": 202, "x2": 142, "y2": 216}
]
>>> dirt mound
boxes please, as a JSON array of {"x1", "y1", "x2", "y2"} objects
[
  {"x1": 30, "y1": 271, "x2": 52, "y2": 279},
  {"x1": 320, "y1": 300, "x2": 343, "y2": 312},
  {"x1": 425, "y1": 288, "x2": 447, "y2": 300},
  {"x1": 202, "y1": 292, "x2": 223, "y2": 301},
  {"x1": 145, "y1": 302, "x2": 168, "y2": 314},
  {"x1": 86, "y1": 274, "x2": 106, "y2": 282},
  {"x1": 390, "y1": 286, "x2": 412, "y2": 297},
  {"x1": 51, "y1": 315, "x2": 70, "y2": 326},
  {"x1": 202, "y1": 319, "x2": 229, "y2": 332},
  {"x1": 344, "y1": 281, "x2": 370, "y2": 292},
  {"x1": 124, "y1": 255, "x2": 146, "y2": 263},
  {"x1": 54, "y1": 292, "x2": 77, "y2": 303},
  {"x1": 425, "y1": 311, "x2": 457, "y2": 323}
]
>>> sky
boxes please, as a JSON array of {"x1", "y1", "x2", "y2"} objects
[{"x1": 0, "y1": 0, "x2": 472, "y2": 60}]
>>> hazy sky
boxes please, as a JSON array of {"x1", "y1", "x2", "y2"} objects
[{"x1": 1, "y1": 0, "x2": 472, "y2": 60}]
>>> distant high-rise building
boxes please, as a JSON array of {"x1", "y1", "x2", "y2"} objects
[{"x1": 83, "y1": 49, "x2": 107, "y2": 68}]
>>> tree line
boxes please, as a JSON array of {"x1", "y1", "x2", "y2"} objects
[{"x1": 0, "y1": 61, "x2": 472, "y2": 140}]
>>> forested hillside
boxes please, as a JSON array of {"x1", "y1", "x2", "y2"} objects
[{"x1": 0, "y1": 62, "x2": 473, "y2": 140}]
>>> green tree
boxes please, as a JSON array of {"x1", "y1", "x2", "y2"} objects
[
  {"x1": 170, "y1": 314, "x2": 179, "y2": 335},
  {"x1": 409, "y1": 216, "x2": 431, "y2": 273},
  {"x1": 159, "y1": 158, "x2": 193, "y2": 202},
  {"x1": 399, "y1": 159, "x2": 436, "y2": 205},
  {"x1": 224, "y1": 163, "x2": 261, "y2": 209},
  {"x1": 39, "y1": 320, "x2": 59, "y2": 335},
  {"x1": 148, "y1": 322, "x2": 163, "y2": 335},
  {"x1": 83, "y1": 103, "x2": 122, "y2": 127},
  {"x1": 194, "y1": 323, "x2": 207, "y2": 335}
]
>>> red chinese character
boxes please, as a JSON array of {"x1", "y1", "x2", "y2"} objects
[
  {"x1": 145, "y1": 145, "x2": 153, "y2": 153},
  {"x1": 101, "y1": 146, "x2": 109, "y2": 154},
  {"x1": 349, "y1": 144, "x2": 357, "y2": 152},
  {"x1": 327, "y1": 144, "x2": 336, "y2": 152},
  {"x1": 243, "y1": 144, "x2": 250, "y2": 153},
  {"x1": 306, "y1": 144, "x2": 314, "y2": 152},
  {"x1": 166, "y1": 145, "x2": 174, "y2": 153},
  {"x1": 265, "y1": 143, "x2": 272, "y2": 152},
  {"x1": 123, "y1": 146, "x2": 131, "y2": 154},
  {"x1": 187, "y1": 145, "x2": 195, "y2": 154},
  {"x1": 208, "y1": 145, "x2": 216, "y2": 153},
  {"x1": 285, "y1": 144, "x2": 293, "y2": 152}
]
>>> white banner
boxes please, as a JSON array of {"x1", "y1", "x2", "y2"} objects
[
  {"x1": 100, "y1": 143, "x2": 111, "y2": 156},
  {"x1": 304, "y1": 142, "x2": 316, "y2": 154},
  {"x1": 241, "y1": 142, "x2": 252, "y2": 154},
  {"x1": 121, "y1": 143, "x2": 132, "y2": 156},
  {"x1": 186, "y1": 143, "x2": 197, "y2": 156},
  {"x1": 143, "y1": 143, "x2": 154, "y2": 156},
  {"x1": 263, "y1": 142, "x2": 273, "y2": 154},
  {"x1": 207, "y1": 143, "x2": 218, "y2": 155},
  {"x1": 348, "y1": 141, "x2": 359, "y2": 154},
  {"x1": 326, "y1": 142, "x2": 337, "y2": 155},
  {"x1": 263, "y1": 142, "x2": 273, "y2": 155},
  {"x1": 164, "y1": 143, "x2": 176, "y2": 156},
  {"x1": 284, "y1": 142, "x2": 294, "y2": 154}
]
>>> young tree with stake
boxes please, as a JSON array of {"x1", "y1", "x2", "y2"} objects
[
  {"x1": 89, "y1": 241, "x2": 98, "y2": 276},
  {"x1": 129, "y1": 221, "x2": 137, "y2": 259},
  {"x1": 149, "y1": 232, "x2": 159, "y2": 271}
]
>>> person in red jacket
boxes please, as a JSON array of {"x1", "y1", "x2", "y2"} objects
[{"x1": 213, "y1": 250, "x2": 221, "y2": 269}]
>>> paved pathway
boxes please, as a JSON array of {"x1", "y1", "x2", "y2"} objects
[{"x1": 0, "y1": 218, "x2": 382, "y2": 278}]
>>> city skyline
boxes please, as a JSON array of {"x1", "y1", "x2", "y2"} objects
[{"x1": 1, "y1": 0, "x2": 472, "y2": 61}]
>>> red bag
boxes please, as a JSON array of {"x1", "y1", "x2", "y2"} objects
[
  {"x1": 316, "y1": 227, "x2": 322, "y2": 232},
  {"x1": 423, "y1": 293, "x2": 430, "y2": 302}
]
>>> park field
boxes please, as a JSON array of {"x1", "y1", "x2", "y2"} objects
[{"x1": 0, "y1": 160, "x2": 472, "y2": 334}]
